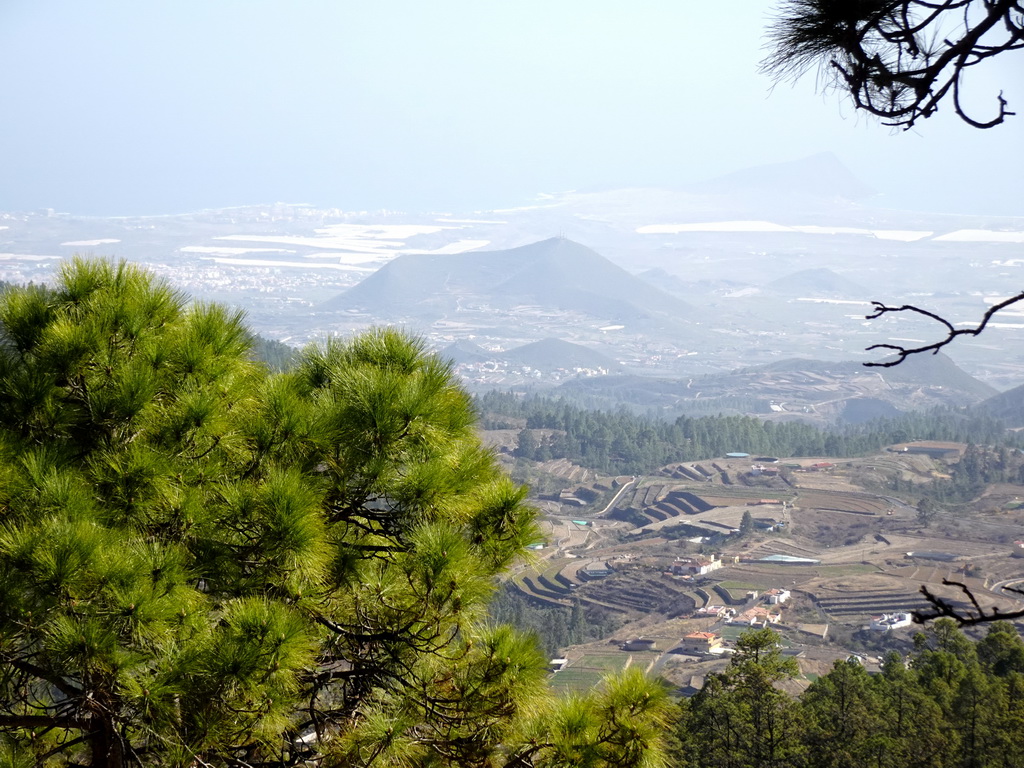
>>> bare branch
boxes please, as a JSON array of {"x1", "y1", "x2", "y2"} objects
[
  {"x1": 863, "y1": 290, "x2": 1024, "y2": 366},
  {"x1": 914, "y1": 578, "x2": 1024, "y2": 625}
]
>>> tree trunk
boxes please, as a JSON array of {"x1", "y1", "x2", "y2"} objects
[{"x1": 90, "y1": 713, "x2": 124, "y2": 768}]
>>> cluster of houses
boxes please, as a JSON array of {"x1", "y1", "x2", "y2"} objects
[{"x1": 670, "y1": 588, "x2": 794, "y2": 658}]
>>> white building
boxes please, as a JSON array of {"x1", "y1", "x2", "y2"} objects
[
  {"x1": 672, "y1": 555, "x2": 723, "y2": 576},
  {"x1": 870, "y1": 612, "x2": 913, "y2": 631}
]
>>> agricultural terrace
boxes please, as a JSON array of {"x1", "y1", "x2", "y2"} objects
[{"x1": 509, "y1": 448, "x2": 1024, "y2": 660}]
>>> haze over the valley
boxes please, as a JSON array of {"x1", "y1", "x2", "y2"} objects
[
  {"x1": 2, "y1": 151, "x2": 1023, "y2": 419},
  {"x1": 2, "y1": 1, "x2": 1023, "y2": 409}
]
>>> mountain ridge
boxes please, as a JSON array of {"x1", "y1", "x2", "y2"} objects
[
  {"x1": 321, "y1": 237, "x2": 694, "y2": 326},
  {"x1": 553, "y1": 352, "x2": 995, "y2": 421}
]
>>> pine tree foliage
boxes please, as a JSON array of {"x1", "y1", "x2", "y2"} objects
[
  {"x1": 763, "y1": 0, "x2": 1023, "y2": 129},
  {"x1": 0, "y1": 259, "x2": 670, "y2": 768}
]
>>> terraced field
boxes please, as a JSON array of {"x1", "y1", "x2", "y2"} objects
[
  {"x1": 513, "y1": 448, "x2": 1024, "y2": 665},
  {"x1": 538, "y1": 458, "x2": 599, "y2": 484},
  {"x1": 610, "y1": 485, "x2": 712, "y2": 527},
  {"x1": 662, "y1": 464, "x2": 706, "y2": 482},
  {"x1": 582, "y1": 573, "x2": 697, "y2": 616},
  {"x1": 814, "y1": 591, "x2": 932, "y2": 618},
  {"x1": 794, "y1": 490, "x2": 892, "y2": 515},
  {"x1": 548, "y1": 667, "x2": 607, "y2": 692},
  {"x1": 854, "y1": 454, "x2": 940, "y2": 478},
  {"x1": 714, "y1": 581, "x2": 760, "y2": 603},
  {"x1": 698, "y1": 490, "x2": 792, "y2": 507},
  {"x1": 712, "y1": 563, "x2": 822, "y2": 589},
  {"x1": 511, "y1": 573, "x2": 568, "y2": 607},
  {"x1": 609, "y1": 476, "x2": 798, "y2": 537},
  {"x1": 550, "y1": 653, "x2": 634, "y2": 693},
  {"x1": 546, "y1": 519, "x2": 594, "y2": 549},
  {"x1": 514, "y1": 572, "x2": 569, "y2": 606},
  {"x1": 510, "y1": 555, "x2": 699, "y2": 617},
  {"x1": 744, "y1": 539, "x2": 823, "y2": 560},
  {"x1": 813, "y1": 564, "x2": 883, "y2": 577}
]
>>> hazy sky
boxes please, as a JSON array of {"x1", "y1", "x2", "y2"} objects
[{"x1": 2, "y1": 1, "x2": 1021, "y2": 216}]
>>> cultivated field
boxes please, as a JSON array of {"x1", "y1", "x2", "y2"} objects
[{"x1": 501, "y1": 446, "x2": 1024, "y2": 697}]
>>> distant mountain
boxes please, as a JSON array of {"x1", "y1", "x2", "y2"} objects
[
  {"x1": 320, "y1": 238, "x2": 693, "y2": 325},
  {"x1": 976, "y1": 382, "x2": 1024, "y2": 427},
  {"x1": 762, "y1": 267, "x2": 870, "y2": 297},
  {"x1": 553, "y1": 353, "x2": 995, "y2": 421},
  {"x1": 876, "y1": 353, "x2": 997, "y2": 400},
  {"x1": 637, "y1": 268, "x2": 753, "y2": 298},
  {"x1": 439, "y1": 337, "x2": 615, "y2": 371},
  {"x1": 747, "y1": 354, "x2": 995, "y2": 400},
  {"x1": 502, "y1": 338, "x2": 616, "y2": 371},
  {"x1": 691, "y1": 152, "x2": 877, "y2": 202},
  {"x1": 439, "y1": 339, "x2": 495, "y2": 365}
]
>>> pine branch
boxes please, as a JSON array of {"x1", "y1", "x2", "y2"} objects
[
  {"x1": 764, "y1": 0, "x2": 1023, "y2": 129},
  {"x1": 0, "y1": 714, "x2": 90, "y2": 729},
  {"x1": 0, "y1": 654, "x2": 83, "y2": 700}
]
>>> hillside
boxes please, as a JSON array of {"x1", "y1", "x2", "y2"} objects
[
  {"x1": 690, "y1": 151, "x2": 877, "y2": 203},
  {"x1": 439, "y1": 339, "x2": 494, "y2": 365},
  {"x1": 320, "y1": 237, "x2": 694, "y2": 325},
  {"x1": 747, "y1": 354, "x2": 995, "y2": 399},
  {"x1": 553, "y1": 353, "x2": 996, "y2": 420},
  {"x1": 502, "y1": 338, "x2": 616, "y2": 371},
  {"x1": 876, "y1": 352, "x2": 998, "y2": 399},
  {"x1": 638, "y1": 269, "x2": 752, "y2": 299},
  {"x1": 762, "y1": 267, "x2": 870, "y2": 297},
  {"x1": 977, "y1": 382, "x2": 1024, "y2": 427}
]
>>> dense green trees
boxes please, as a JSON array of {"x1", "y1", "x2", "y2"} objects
[
  {"x1": 477, "y1": 391, "x2": 1019, "y2": 475},
  {"x1": 677, "y1": 622, "x2": 1024, "y2": 768},
  {"x1": 0, "y1": 260, "x2": 669, "y2": 768},
  {"x1": 675, "y1": 628, "x2": 801, "y2": 768},
  {"x1": 488, "y1": 585, "x2": 621, "y2": 659}
]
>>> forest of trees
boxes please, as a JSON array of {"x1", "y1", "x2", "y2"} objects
[
  {"x1": 673, "y1": 621, "x2": 1024, "y2": 768},
  {"x1": 488, "y1": 585, "x2": 622, "y2": 659},
  {"x1": 887, "y1": 442, "x2": 1024, "y2": 507},
  {"x1": 477, "y1": 391, "x2": 1020, "y2": 476},
  {"x1": 487, "y1": 585, "x2": 622, "y2": 659},
  {"x1": 8, "y1": 261, "x2": 1023, "y2": 766}
]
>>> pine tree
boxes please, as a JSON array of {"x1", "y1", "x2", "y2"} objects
[
  {"x1": 676, "y1": 628, "x2": 801, "y2": 768},
  {"x1": 0, "y1": 259, "x2": 669, "y2": 768},
  {"x1": 516, "y1": 427, "x2": 539, "y2": 458},
  {"x1": 917, "y1": 497, "x2": 938, "y2": 527},
  {"x1": 801, "y1": 659, "x2": 886, "y2": 768}
]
